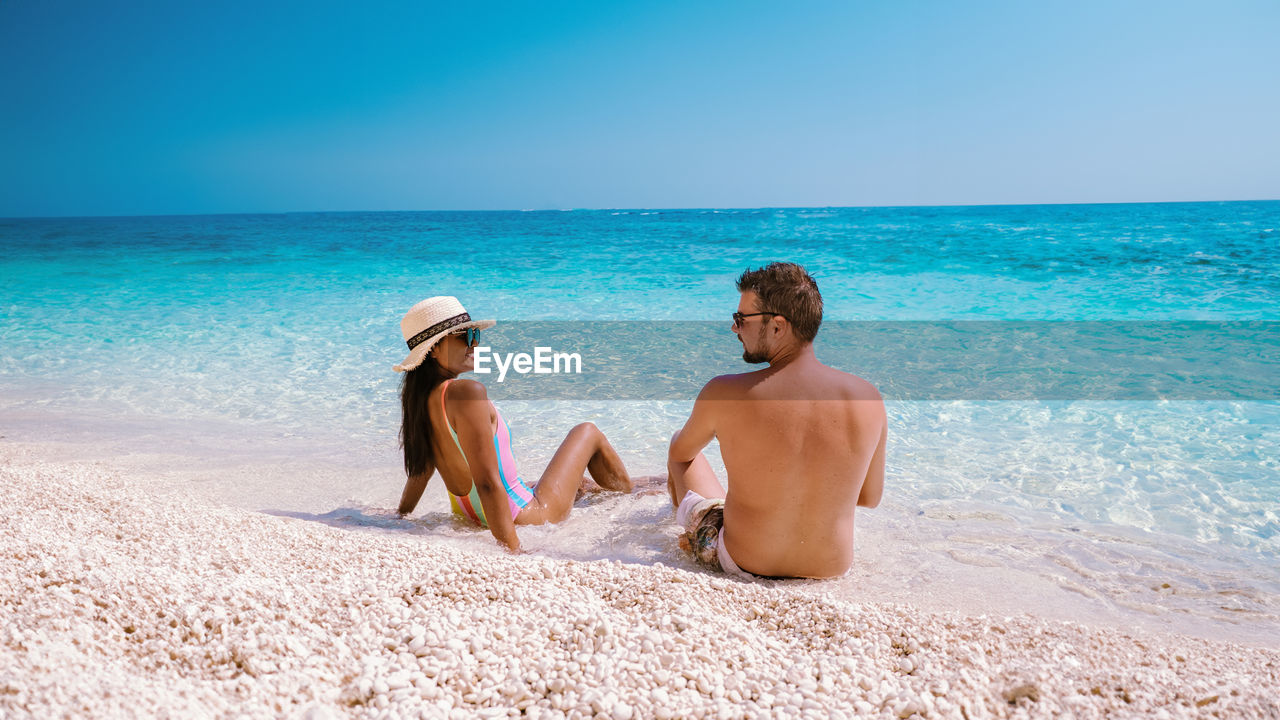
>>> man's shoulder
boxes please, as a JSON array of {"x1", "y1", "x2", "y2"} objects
[
  {"x1": 696, "y1": 363, "x2": 883, "y2": 403},
  {"x1": 697, "y1": 371, "x2": 764, "y2": 400},
  {"x1": 775, "y1": 360, "x2": 884, "y2": 405},
  {"x1": 817, "y1": 363, "x2": 883, "y2": 401}
]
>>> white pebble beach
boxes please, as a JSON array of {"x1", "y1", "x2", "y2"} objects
[{"x1": 3, "y1": 443, "x2": 1277, "y2": 720}]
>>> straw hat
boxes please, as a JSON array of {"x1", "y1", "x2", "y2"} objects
[{"x1": 393, "y1": 296, "x2": 495, "y2": 372}]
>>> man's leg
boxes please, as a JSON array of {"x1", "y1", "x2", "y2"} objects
[{"x1": 667, "y1": 451, "x2": 725, "y2": 509}]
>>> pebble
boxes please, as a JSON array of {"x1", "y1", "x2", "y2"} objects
[
  {"x1": 3, "y1": 454, "x2": 1278, "y2": 720},
  {"x1": 894, "y1": 695, "x2": 925, "y2": 718}
]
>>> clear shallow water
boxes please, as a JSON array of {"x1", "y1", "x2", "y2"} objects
[{"x1": 2, "y1": 202, "x2": 1279, "y2": 643}]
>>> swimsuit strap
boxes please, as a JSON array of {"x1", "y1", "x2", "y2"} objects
[
  {"x1": 440, "y1": 378, "x2": 486, "y2": 524},
  {"x1": 438, "y1": 379, "x2": 533, "y2": 527},
  {"x1": 438, "y1": 379, "x2": 465, "y2": 455}
]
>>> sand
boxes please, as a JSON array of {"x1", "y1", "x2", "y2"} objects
[{"x1": 2, "y1": 444, "x2": 1278, "y2": 719}]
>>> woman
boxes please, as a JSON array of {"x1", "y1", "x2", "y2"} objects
[{"x1": 393, "y1": 296, "x2": 634, "y2": 552}]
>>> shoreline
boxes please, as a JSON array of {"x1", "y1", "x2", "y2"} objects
[
  {"x1": 4, "y1": 417, "x2": 1278, "y2": 649},
  {"x1": 2, "y1": 444, "x2": 1277, "y2": 718}
]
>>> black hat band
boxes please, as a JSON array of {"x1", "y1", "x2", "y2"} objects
[{"x1": 406, "y1": 312, "x2": 472, "y2": 350}]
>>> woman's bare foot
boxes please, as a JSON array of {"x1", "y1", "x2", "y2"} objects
[
  {"x1": 628, "y1": 475, "x2": 668, "y2": 496},
  {"x1": 575, "y1": 475, "x2": 604, "y2": 500},
  {"x1": 576, "y1": 474, "x2": 666, "y2": 499}
]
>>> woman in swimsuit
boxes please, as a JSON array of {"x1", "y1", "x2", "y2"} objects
[{"x1": 392, "y1": 296, "x2": 634, "y2": 552}]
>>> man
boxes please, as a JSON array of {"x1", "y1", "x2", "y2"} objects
[{"x1": 668, "y1": 262, "x2": 886, "y2": 579}]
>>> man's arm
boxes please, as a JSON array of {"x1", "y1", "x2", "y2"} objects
[
  {"x1": 668, "y1": 381, "x2": 722, "y2": 464},
  {"x1": 449, "y1": 380, "x2": 521, "y2": 552},
  {"x1": 857, "y1": 417, "x2": 886, "y2": 508}
]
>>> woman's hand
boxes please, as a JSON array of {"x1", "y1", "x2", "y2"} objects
[{"x1": 397, "y1": 468, "x2": 433, "y2": 515}]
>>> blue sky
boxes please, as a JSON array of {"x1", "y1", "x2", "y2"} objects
[{"x1": 1, "y1": 0, "x2": 1277, "y2": 216}]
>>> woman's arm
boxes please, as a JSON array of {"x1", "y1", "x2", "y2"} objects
[
  {"x1": 398, "y1": 466, "x2": 434, "y2": 515},
  {"x1": 447, "y1": 380, "x2": 521, "y2": 552}
]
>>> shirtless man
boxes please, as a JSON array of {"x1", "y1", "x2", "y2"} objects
[{"x1": 667, "y1": 262, "x2": 886, "y2": 579}]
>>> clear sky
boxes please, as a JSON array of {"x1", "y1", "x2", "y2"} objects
[{"x1": 1, "y1": 0, "x2": 1277, "y2": 217}]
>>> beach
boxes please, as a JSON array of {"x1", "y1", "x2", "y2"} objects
[
  {"x1": 4, "y1": 441, "x2": 1277, "y2": 719},
  {"x1": 6, "y1": 0, "x2": 1279, "y2": 714},
  {"x1": 3, "y1": 206, "x2": 1278, "y2": 717}
]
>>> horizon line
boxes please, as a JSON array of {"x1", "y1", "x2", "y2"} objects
[{"x1": 2, "y1": 197, "x2": 1277, "y2": 222}]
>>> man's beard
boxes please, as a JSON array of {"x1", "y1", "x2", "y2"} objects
[{"x1": 741, "y1": 328, "x2": 769, "y2": 364}]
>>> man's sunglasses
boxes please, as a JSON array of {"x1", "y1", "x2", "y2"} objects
[
  {"x1": 451, "y1": 327, "x2": 481, "y2": 346},
  {"x1": 732, "y1": 311, "x2": 782, "y2": 328}
]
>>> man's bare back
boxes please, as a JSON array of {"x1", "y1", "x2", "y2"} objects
[{"x1": 668, "y1": 264, "x2": 886, "y2": 579}]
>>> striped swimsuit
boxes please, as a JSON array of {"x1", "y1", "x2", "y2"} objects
[{"x1": 438, "y1": 379, "x2": 535, "y2": 526}]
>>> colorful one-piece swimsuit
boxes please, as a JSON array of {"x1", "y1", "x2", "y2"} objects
[{"x1": 439, "y1": 379, "x2": 535, "y2": 526}]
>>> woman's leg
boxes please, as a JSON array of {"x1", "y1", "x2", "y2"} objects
[
  {"x1": 576, "y1": 473, "x2": 667, "y2": 499},
  {"x1": 517, "y1": 422, "x2": 632, "y2": 524}
]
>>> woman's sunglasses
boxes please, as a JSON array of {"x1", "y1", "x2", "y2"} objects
[{"x1": 451, "y1": 327, "x2": 481, "y2": 346}]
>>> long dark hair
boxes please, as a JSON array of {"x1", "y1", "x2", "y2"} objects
[{"x1": 400, "y1": 356, "x2": 447, "y2": 477}]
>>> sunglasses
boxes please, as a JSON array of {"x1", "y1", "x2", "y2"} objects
[
  {"x1": 732, "y1": 311, "x2": 781, "y2": 328},
  {"x1": 451, "y1": 327, "x2": 481, "y2": 346}
]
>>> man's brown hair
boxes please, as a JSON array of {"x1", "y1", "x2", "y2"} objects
[{"x1": 736, "y1": 262, "x2": 823, "y2": 343}]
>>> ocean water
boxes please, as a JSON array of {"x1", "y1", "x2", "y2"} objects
[{"x1": 2, "y1": 202, "x2": 1278, "y2": 644}]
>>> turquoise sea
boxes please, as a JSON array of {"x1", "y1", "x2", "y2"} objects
[{"x1": 2, "y1": 202, "x2": 1278, "y2": 643}]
